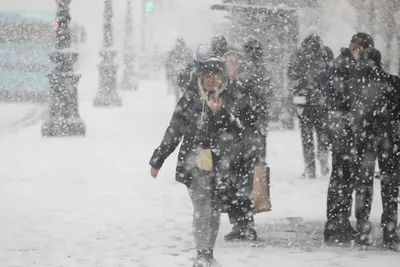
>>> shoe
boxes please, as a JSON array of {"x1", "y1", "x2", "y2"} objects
[
  {"x1": 193, "y1": 251, "x2": 210, "y2": 267},
  {"x1": 355, "y1": 221, "x2": 373, "y2": 246},
  {"x1": 302, "y1": 172, "x2": 316, "y2": 179},
  {"x1": 193, "y1": 258, "x2": 209, "y2": 267},
  {"x1": 324, "y1": 219, "x2": 357, "y2": 244},
  {"x1": 383, "y1": 229, "x2": 400, "y2": 251},
  {"x1": 224, "y1": 227, "x2": 257, "y2": 241},
  {"x1": 321, "y1": 166, "x2": 330, "y2": 176}
]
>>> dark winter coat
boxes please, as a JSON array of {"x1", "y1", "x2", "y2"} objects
[
  {"x1": 165, "y1": 45, "x2": 193, "y2": 85},
  {"x1": 322, "y1": 48, "x2": 359, "y2": 148},
  {"x1": 241, "y1": 59, "x2": 270, "y2": 163},
  {"x1": 149, "y1": 78, "x2": 244, "y2": 187},
  {"x1": 288, "y1": 37, "x2": 327, "y2": 107}
]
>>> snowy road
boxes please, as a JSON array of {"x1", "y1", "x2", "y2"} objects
[{"x1": 0, "y1": 81, "x2": 399, "y2": 267}]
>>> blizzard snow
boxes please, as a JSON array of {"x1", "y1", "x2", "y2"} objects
[
  {"x1": 0, "y1": 0, "x2": 399, "y2": 266},
  {"x1": 0, "y1": 80, "x2": 399, "y2": 267}
]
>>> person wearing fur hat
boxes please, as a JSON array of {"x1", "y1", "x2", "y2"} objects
[
  {"x1": 150, "y1": 56, "x2": 251, "y2": 267},
  {"x1": 323, "y1": 32, "x2": 375, "y2": 244}
]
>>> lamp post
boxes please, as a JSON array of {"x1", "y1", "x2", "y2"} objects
[
  {"x1": 93, "y1": 0, "x2": 122, "y2": 107},
  {"x1": 41, "y1": 0, "x2": 86, "y2": 137},
  {"x1": 121, "y1": 0, "x2": 139, "y2": 91}
]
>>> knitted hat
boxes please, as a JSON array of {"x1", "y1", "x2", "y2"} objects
[{"x1": 351, "y1": 32, "x2": 374, "y2": 49}]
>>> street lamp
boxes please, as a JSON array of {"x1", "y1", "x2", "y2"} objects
[
  {"x1": 41, "y1": 0, "x2": 86, "y2": 137},
  {"x1": 121, "y1": 0, "x2": 139, "y2": 91},
  {"x1": 93, "y1": 0, "x2": 122, "y2": 107}
]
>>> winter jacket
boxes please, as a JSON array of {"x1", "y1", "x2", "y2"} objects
[
  {"x1": 321, "y1": 48, "x2": 359, "y2": 147},
  {"x1": 241, "y1": 60, "x2": 270, "y2": 136},
  {"x1": 165, "y1": 46, "x2": 193, "y2": 85},
  {"x1": 149, "y1": 78, "x2": 244, "y2": 187},
  {"x1": 288, "y1": 36, "x2": 328, "y2": 107}
]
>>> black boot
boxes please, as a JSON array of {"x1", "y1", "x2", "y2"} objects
[
  {"x1": 355, "y1": 221, "x2": 373, "y2": 246},
  {"x1": 324, "y1": 219, "x2": 357, "y2": 244},
  {"x1": 383, "y1": 228, "x2": 400, "y2": 251},
  {"x1": 225, "y1": 225, "x2": 257, "y2": 241},
  {"x1": 193, "y1": 250, "x2": 211, "y2": 267},
  {"x1": 207, "y1": 249, "x2": 221, "y2": 267}
]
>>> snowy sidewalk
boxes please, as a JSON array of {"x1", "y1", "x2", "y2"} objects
[
  {"x1": 0, "y1": 81, "x2": 399, "y2": 267},
  {"x1": 0, "y1": 103, "x2": 47, "y2": 135}
]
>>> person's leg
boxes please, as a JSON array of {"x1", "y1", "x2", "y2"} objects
[
  {"x1": 225, "y1": 161, "x2": 256, "y2": 241},
  {"x1": 353, "y1": 130, "x2": 376, "y2": 244},
  {"x1": 299, "y1": 111, "x2": 316, "y2": 177},
  {"x1": 188, "y1": 170, "x2": 221, "y2": 265},
  {"x1": 324, "y1": 137, "x2": 357, "y2": 243},
  {"x1": 315, "y1": 112, "x2": 330, "y2": 175},
  {"x1": 378, "y1": 133, "x2": 400, "y2": 249}
]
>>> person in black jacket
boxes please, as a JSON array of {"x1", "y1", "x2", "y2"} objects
[
  {"x1": 288, "y1": 35, "x2": 331, "y2": 178},
  {"x1": 165, "y1": 38, "x2": 193, "y2": 101},
  {"x1": 210, "y1": 36, "x2": 228, "y2": 58},
  {"x1": 323, "y1": 32, "x2": 375, "y2": 244},
  {"x1": 149, "y1": 57, "x2": 245, "y2": 267},
  {"x1": 241, "y1": 38, "x2": 270, "y2": 165},
  {"x1": 219, "y1": 49, "x2": 262, "y2": 241},
  {"x1": 351, "y1": 48, "x2": 400, "y2": 249}
]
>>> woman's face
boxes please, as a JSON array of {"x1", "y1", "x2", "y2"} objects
[
  {"x1": 202, "y1": 73, "x2": 223, "y2": 92},
  {"x1": 225, "y1": 56, "x2": 240, "y2": 77},
  {"x1": 349, "y1": 42, "x2": 363, "y2": 61}
]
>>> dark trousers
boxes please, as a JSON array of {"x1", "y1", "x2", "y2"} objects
[
  {"x1": 326, "y1": 133, "x2": 356, "y2": 221},
  {"x1": 354, "y1": 126, "x2": 398, "y2": 232},
  {"x1": 298, "y1": 107, "x2": 330, "y2": 175}
]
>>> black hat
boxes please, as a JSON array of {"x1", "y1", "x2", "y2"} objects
[
  {"x1": 363, "y1": 48, "x2": 382, "y2": 65},
  {"x1": 322, "y1": 46, "x2": 334, "y2": 62},
  {"x1": 351, "y1": 32, "x2": 374, "y2": 49},
  {"x1": 211, "y1": 36, "x2": 228, "y2": 57},
  {"x1": 198, "y1": 57, "x2": 228, "y2": 78}
]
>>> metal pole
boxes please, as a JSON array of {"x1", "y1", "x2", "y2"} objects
[
  {"x1": 93, "y1": 0, "x2": 122, "y2": 107},
  {"x1": 42, "y1": 0, "x2": 86, "y2": 136},
  {"x1": 121, "y1": 0, "x2": 139, "y2": 90}
]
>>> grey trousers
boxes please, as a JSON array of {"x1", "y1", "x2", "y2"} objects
[{"x1": 188, "y1": 171, "x2": 221, "y2": 252}]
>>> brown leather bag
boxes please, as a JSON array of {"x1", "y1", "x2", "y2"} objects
[{"x1": 253, "y1": 165, "x2": 271, "y2": 213}]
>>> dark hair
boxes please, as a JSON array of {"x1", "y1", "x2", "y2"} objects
[
  {"x1": 243, "y1": 38, "x2": 263, "y2": 61},
  {"x1": 351, "y1": 32, "x2": 374, "y2": 49},
  {"x1": 322, "y1": 46, "x2": 334, "y2": 62},
  {"x1": 363, "y1": 48, "x2": 381, "y2": 65},
  {"x1": 210, "y1": 36, "x2": 228, "y2": 57}
]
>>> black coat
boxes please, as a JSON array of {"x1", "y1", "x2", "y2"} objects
[
  {"x1": 288, "y1": 41, "x2": 328, "y2": 107},
  {"x1": 149, "y1": 78, "x2": 245, "y2": 187}
]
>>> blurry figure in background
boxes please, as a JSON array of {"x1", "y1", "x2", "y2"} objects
[
  {"x1": 241, "y1": 38, "x2": 270, "y2": 166},
  {"x1": 323, "y1": 32, "x2": 375, "y2": 244},
  {"x1": 287, "y1": 34, "x2": 332, "y2": 178},
  {"x1": 221, "y1": 40, "x2": 270, "y2": 241},
  {"x1": 177, "y1": 43, "x2": 212, "y2": 92},
  {"x1": 165, "y1": 38, "x2": 193, "y2": 101},
  {"x1": 210, "y1": 36, "x2": 229, "y2": 58},
  {"x1": 349, "y1": 48, "x2": 400, "y2": 249},
  {"x1": 150, "y1": 56, "x2": 244, "y2": 267},
  {"x1": 218, "y1": 50, "x2": 257, "y2": 241}
]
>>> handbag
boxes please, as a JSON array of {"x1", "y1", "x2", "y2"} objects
[{"x1": 253, "y1": 164, "x2": 272, "y2": 213}]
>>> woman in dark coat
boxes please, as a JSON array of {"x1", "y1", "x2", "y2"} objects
[{"x1": 149, "y1": 57, "x2": 244, "y2": 267}]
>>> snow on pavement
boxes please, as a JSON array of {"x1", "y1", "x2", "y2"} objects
[{"x1": 0, "y1": 81, "x2": 399, "y2": 267}]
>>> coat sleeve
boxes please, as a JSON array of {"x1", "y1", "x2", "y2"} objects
[{"x1": 149, "y1": 96, "x2": 190, "y2": 169}]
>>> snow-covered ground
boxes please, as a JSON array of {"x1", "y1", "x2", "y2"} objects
[{"x1": 0, "y1": 79, "x2": 399, "y2": 267}]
